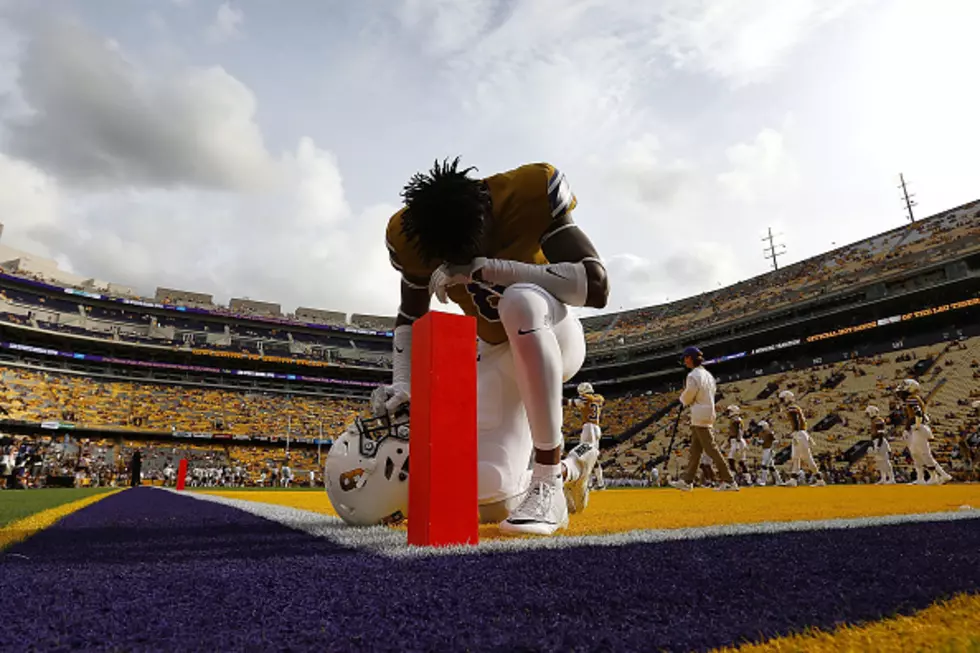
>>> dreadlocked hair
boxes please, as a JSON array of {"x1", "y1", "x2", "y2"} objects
[{"x1": 400, "y1": 157, "x2": 491, "y2": 264}]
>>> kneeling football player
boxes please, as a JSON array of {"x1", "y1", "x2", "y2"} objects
[{"x1": 378, "y1": 158, "x2": 610, "y2": 535}]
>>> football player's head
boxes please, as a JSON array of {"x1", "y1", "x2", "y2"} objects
[
  {"x1": 757, "y1": 420, "x2": 770, "y2": 432},
  {"x1": 865, "y1": 405, "x2": 880, "y2": 418},
  {"x1": 725, "y1": 405, "x2": 740, "y2": 417},
  {"x1": 896, "y1": 378, "x2": 920, "y2": 398},
  {"x1": 324, "y1": 409, "x2": 410, "y2": 527},
  {"x1": 778, "y1": 390, "x2": 794, "y2": 405},
  {"x1": 400, "y1": 157, "x2": 492, "y2": 265},
  {"x1": 577, "y1": 382, "x2": 594, "y2": 396}
]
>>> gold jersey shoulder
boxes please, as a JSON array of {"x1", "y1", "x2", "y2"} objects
[
  {"x1": 579, "y1": 393, "x2": 604, "y2": 425},
  {"x1": 386, "y1": 163, "x2": 577, "y2": 344}
]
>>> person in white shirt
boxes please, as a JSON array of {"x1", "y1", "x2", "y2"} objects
[{"x1": 670, "y1": 346, "x2": 738, "y2": 492}]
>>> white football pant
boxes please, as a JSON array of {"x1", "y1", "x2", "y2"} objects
[
  {"x1": 581, "y1": 422, "x2": 601, "y2": 446},
  {"x1": 581, "y1": 423, "x2": 603, "y2": 487},
  {"x1": 907, "y1": 425, "x2": 947, "y2": 481},
  {"x1": 872, "y1": 440, "x2": 894, "y2": 483},
  {"x1": 476, "y1": 283, "x2": 586, "y2": 524},
  {"x1": 759, "y1": 447, "x2": 782, "y2": 485},
  {"x1": 790, "y1": 431, "x2": 820, "y2": 476}
]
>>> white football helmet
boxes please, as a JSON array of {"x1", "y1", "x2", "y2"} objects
[
  {"x1": 577, "y1": 382, "x2": 594, "y2": 396},
  {"x1": 897, "y1": 379, "x2": 920, "y2": 396},
  {"x1": 865, "y1": 406, "x2": 880, "y2": 418},
  {"x1": 778, "y1": 390, "x2": 795, "y2": 404},
  {"x1": 325, "y1": 407, "x2": 410, "y2": 527},
  {"x1": 725, "y1": 405, "x2": 740, "y2": 416},
  {"x1": 757, "y1": 421, "x2": 770, "y2": 431}
]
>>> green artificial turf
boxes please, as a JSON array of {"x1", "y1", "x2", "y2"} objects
[{"x1": 0, "y1": 488, "x2": 116, "y2": 527}]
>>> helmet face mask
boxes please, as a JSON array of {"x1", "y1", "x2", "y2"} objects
[{"x1": 353, "y1": 409, "x2": 410, "y2": 459}]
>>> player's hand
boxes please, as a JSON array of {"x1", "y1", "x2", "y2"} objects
[
  {"x1": 370, "y1": 383, "x2": 410, "y2": 417},
  {"x1": 429, "y1": 257, "x2": 488, "y2": 303}
]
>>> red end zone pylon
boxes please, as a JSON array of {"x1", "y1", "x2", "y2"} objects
[
  {"x1": 407, "y1": 311, "x2": 478, "y2": 547},
  {"x1": 176, "y1": 458, "x2": 188, "y2": 491}
]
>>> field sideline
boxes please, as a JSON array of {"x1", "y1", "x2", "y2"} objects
[{"x1": 197, "y1": 483, "x2": 980, "y2": 538}]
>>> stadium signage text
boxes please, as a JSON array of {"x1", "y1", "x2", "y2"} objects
[
  {"x1": 750, "y1": 339, "x2": 801, "y2": 355},
  {"x1": 806, "y1": 320, "x2": 878, "y2": 342},
  {"x1": 0, "y1": 341, "x2": 376, "y2": 387},
  {"x1": 696, "y1": 293, "x2": 979, "y2": 371},
  {"x1": 901, "y1": 297, "x2": 980, "y2": 320},
  {"x1": 190, "y1": 348, "x2": 335, "y2": 368}
]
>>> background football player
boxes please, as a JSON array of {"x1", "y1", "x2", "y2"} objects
[
  {"x1": 566, "y1": 382, "x2": 606, "y2": 492},
  {"x1": 754, "y1": 420, "x2": 782, "y2": 486},
  {"x1": 898, "y1": 379, "x2": 951, "y2": 485},
  {"x1": 779, "y1": 391, "x2": 826, "y2": 487},
  {"x1": 865, "y1": 405, "x2": 895, "y2": 484},
  {"x1": 378, "y1": 158, "x2": 610, "y2": 535},
  {"x1": 724, "y1": 405, "x2": 748, "y2": 483}
]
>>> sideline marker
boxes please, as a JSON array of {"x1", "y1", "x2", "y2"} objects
[
  {"x1": 407, "y1": 311, "x2": 478, "y2": 547},
  {"x1": 176, "y1": 458, "x2": 188, "y2": 491}
]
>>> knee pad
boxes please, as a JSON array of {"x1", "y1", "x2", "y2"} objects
[{"x1": 498, "y1": 283, "x2": 566, "y2": 333}]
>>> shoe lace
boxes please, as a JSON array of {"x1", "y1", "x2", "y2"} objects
[{"x1": 515, "y1": 480, "x2": 556, "y2": 520}]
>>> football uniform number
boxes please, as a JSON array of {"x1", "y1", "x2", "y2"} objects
[
  {"x1": 467, "y1": 283, "x2": 507, "y2": 322},
  {"x1": 588, "y1": 403, "x2": 600, "y2": 422}
]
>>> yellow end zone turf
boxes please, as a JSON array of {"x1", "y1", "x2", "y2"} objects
[
  {"x1": 0, "y1": 489, "x2": 123, "y2": 551},
  {"x1": 199, "y1": 484, "x2": 980, "y2": 539},
  {"x1": 713, "y1": 592, "x2": 980, "y2": 653}
]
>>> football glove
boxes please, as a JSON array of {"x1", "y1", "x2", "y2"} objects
[
  {"x1": 370, "y1": 383, "x2": 410, "y2": 418},
  {"x1": 429, "y1": 257, "x2": 487, "y2": 303}
]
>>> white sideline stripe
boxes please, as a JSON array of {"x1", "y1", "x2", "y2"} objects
[{"x1": 167, "y1": 489, "x2": 980, "y2": 560}]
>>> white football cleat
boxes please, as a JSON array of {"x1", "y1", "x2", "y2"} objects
[
  {"x1": 499, "y1": 477, "x2": 568, "y2": 536},
  {"x1": 714, "y1": 482, "x2": 740, "y2": 492},
  {"x1": 669, "y1": 479, "x2": 693, "y2": 491},
  {"x1": 563, "y1": 442, "x2": 598, "y2": 514},
  {"x1": 810, "y1": 478, "x2": 827, "y2": 487}
]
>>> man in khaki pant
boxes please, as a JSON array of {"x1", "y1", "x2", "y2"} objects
[{"x1": 670, "y1": 346, "x2": 739, "y2": 492}]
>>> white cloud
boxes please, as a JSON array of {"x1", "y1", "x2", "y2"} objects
[
  {"x1": 0, "y1": 152, "x2": 63, "y2": 257},
  {"x1": 604, "y1": 134, "x2": 698, "y2": 210},
  {"x1": 5, "y1": 16, "x2": 276, "y2": 191},
  {"x1": 206, "y1": 2, "x2": 244, "y2": 44},
  {"x1": 0, "y1": 14, "x2": 400, "y2": 316},
  {"x1": 652, "y1": 0, "x2": 859, "y2": 86},
  {"x1": 717, "y1": 127, "x2": 798, "y2": 203},
  {"x1": 396, "y1": 0, "x2": 496, "y2": 56},
  {"x1": 599, "y1": 243, "x2": 740, "y2": 311}
]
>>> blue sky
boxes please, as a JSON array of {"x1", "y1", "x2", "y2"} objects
[{"x1": 0, "y1": 0, "x2": 977, "y2": 318}]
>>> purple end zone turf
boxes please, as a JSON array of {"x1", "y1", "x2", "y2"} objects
[{"x1": 2, "y1": 488, "x2": 979, "y2": 652}]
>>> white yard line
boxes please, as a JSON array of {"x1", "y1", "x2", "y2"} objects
[{"x1": 168, "y1": 488, "x2": 980, "y2": 560}]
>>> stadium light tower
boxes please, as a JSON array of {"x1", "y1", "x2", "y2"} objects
[
  {"x1": 762, "y1": 227, "x2": 787, "y2": 271},
  {"x1": 898, "y1": 173, "x2": 917, "y2": 223}
]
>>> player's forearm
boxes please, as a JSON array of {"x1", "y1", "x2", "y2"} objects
[
  {"x1": 391, "y1": 324, "x2": 412, "y2": 388},
  {"x1": 477, "y1": 259, "x2": 590, "y2": 306}
]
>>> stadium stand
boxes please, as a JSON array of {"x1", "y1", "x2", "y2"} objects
[
  {"x1": 0, "y1": 366, "x2": 364, "y2": 439},
  {"x1": 2, "y1": 200, "x2": 978, "y2": 492},
  {"x1": 583, "y1": 200, "x2": 980, "y2": 349}
]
